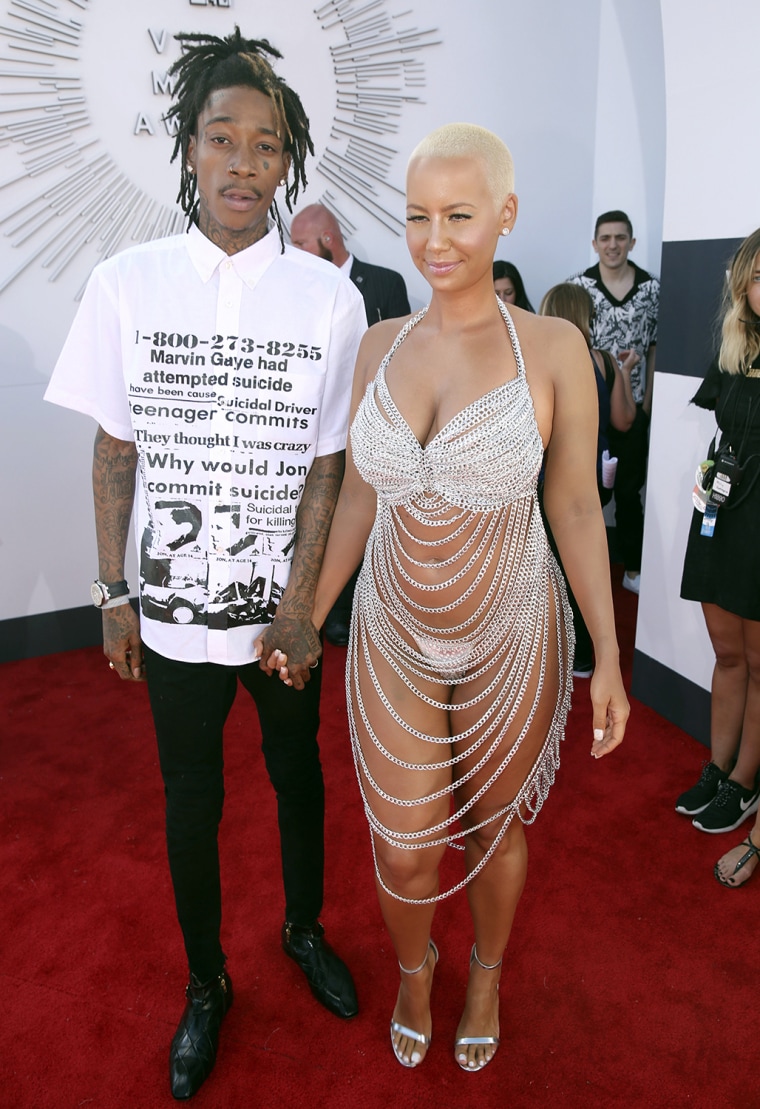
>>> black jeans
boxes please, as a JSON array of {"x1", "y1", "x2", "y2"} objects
[
  {"x1": 607, "y1": 404, "x2": 650, "y2": 574},
  {"x1": 144, "y1": 643, "x2": 325, "y2": 981}
]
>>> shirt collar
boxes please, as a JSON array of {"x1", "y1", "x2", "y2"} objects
[{"x1": 186, "y1": 221, "x2": 281, "y2": 286}]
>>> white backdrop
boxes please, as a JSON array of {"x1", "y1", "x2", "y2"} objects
[{"x1": 0, "y1": 0, "x2": 665, "y2": 630}]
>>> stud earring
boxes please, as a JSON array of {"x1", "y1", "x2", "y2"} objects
[
  {"x1": 185, "y1": 164, "x2": 194, "y2": 175},
  {"x1": 279, "y1": 178, "x2": 287, "y2": 187},
  {"x1": 501, "y1": 227, "x2": 510, "y2": 237}
]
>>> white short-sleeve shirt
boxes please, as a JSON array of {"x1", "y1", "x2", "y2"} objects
[{"x1": 46, "y1": 224, "x2": 366, "y2": 665}]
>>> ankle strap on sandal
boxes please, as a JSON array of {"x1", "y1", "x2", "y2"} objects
[
  {"x1": 472, "y1": 944, "x2": 503, "y2": 971},
  {"x1": 399, "y1": 940, "x2": 435, "y2": 975}
]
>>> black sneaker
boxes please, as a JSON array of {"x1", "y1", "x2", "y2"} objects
[
  {"x1": 572, "y1": 656, "x2": 594, "y2": 679},
  {"x1": 675, "y1": 761, "x2": 727, "y2": 815},
  {"x1": 692, "y1": 778, "x2": 760, "y2": 834}
]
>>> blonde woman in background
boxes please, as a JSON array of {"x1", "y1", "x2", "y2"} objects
[{"x1": 678, "y1": 228, "x2": 760, "y2": 874}]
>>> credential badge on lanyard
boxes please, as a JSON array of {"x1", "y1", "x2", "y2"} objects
[{"x1": 700, "y1": 503, "x2": 718, "y2": 538}]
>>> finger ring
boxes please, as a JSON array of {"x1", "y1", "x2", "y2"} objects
[{"x1": 109, "y1": 662, "x2": 116, "y2": 670}]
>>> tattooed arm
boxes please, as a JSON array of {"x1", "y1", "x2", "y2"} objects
[
  {"x1": 255, "y1": 450, "x2": 345, "y2": 690},
  {"x1": 93, "y1": 426, "x2": 144, "y2": 681}
]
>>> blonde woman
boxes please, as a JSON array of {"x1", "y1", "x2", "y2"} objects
[
  {"x1": 263, "y1": 124, "x2": 628, "y2": 1070},
  {"x1": 679, "y1": 228, "x2": 760, "y2": 868}
]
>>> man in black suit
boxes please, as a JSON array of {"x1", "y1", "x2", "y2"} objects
[
  {"x1": 290, "y1": 204, "x2": 411, "y2": 326},
  {"x1": 290, "y1": 204, "x2": 411, "y2": 643}
]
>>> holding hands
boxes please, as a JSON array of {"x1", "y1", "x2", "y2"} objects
[{"x1": 254, "y1": 611, "x2": 321, "y2": 690}]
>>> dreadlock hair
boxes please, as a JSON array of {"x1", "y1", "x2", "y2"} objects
[{"x1": 165, "y1": 27, "x2": 314, "y2": 248}]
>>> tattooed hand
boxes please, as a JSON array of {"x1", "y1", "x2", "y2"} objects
[
  {"x1": 92, "y1": 427, "x2": 143, "y2": 681},
  {"x1": 103, "y1": 603, "x2": 145, "y2": 681},
  {"x1": 253, "y1": 450, "x2": 343, "y2": 689},
  {"x1": 255, "y1": 612, "x2": 321, "y2": 690}
]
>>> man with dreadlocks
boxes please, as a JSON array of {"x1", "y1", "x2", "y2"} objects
[{"x1": 45, "y1": 28, "x2": 366, "y2": 1099}]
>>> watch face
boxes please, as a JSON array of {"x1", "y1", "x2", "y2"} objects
[{"x1": 91, "y1": 581, "x2": 104, "y2": 607}]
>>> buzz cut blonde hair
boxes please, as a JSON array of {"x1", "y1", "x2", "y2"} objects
[{"x1": 408, "y1": 123, "x2": 515, "y2": 205}]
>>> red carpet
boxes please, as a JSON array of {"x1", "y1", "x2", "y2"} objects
[{"x1": 2, "y1": 569, "x2": 755, "y2": 1109}]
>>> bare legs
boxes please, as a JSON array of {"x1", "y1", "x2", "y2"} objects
[
  {"x1": 350, "y1": 539, "x2": 568, "y2": 1071},
  {"x1": 701, "y1": 606, "x2": 760, "y2": 883},
  {"x1": 374, "y1": 814, "x2": 529, "y2": 1069},
  {"x1": 701, "y1": 604, "x2": 760, "y2": 789},
  {"x1": 456, "y1": 818, "x2": 527, "y2": 1069},
  {"x1": 374, "y1": 845, "x2": 443, "y2": 1066}
]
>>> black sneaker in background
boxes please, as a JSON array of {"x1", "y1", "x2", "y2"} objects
[
  {"x1": 675, "y1": 761, "x2": 728, "y2": 815},
  {"x1": 692, "y1": 778, "x2": 760, "y2": 834},
  {"x1": 572, "y1": 656, "x2": 593, "y2": 679}
]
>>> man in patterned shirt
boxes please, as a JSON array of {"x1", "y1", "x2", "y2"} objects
[{"x1": 570, "y1": 210, "x2": 659, "y2": 594}]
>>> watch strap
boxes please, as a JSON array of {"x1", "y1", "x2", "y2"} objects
[
  {"x1": 101, "y1": 594, "x2": 131, "y2": 610},
  {"x1": 102, "y1": 579, "x2": 128, "y2": 595}
]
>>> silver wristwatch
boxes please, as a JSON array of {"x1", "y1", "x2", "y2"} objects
[{"x1": 91, "y1": 579, "x2": 130, "y2": 608}]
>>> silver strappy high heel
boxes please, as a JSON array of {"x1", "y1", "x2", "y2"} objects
[
  {"x1": 455, "y1": 944, "x2": 502, "y2": 1072},
  {"x1": 390, "y1": 939, "x2": 439, "y2": 1068}
]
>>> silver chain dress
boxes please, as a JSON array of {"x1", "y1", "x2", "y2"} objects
[{"x1": 348, "y1": 300, "x2": 573, "y2": 903}]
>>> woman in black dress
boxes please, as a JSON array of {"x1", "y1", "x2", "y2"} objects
[{"x1": 677, "y1": 227, "x2": 760, "y2": 885}]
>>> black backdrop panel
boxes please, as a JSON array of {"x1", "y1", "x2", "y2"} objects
[{"x1": 656, "y1": 237, "x2": 743, "y2": 380}]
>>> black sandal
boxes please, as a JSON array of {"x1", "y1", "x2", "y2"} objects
[{"x1": 714, "y1": 831, "x2": 760, "y2": 888}]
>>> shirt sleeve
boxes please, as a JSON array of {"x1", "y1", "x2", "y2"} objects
[
  {"x1": 44, "y1": 261, "x2": 135, "y2": 442},
  {"x1": 691, "y1": 359, "x2": 722, "y2": 410},
  {"x1": 314, "y1": 276, "x2": 367, "y2": 457},
  {"x1": 648, "y1": 276, "x2": 660, "y2": 346}
]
